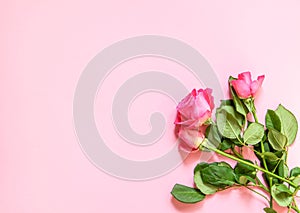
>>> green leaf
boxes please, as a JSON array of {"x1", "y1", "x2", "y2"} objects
[
  {"x1": 217, "y1": 161, "x2": 232, "y2": 168},
  {"x1": 245, "y1": 176, "x2": 256, "y2": 184},
  {"x1": 254, "y1": 142, "x2": 281, "y2": 170},
  {"x1": 237, "y1": 176, "x2": 248, "y2": 185},
  {"x1": 219, "y1": 139, "x2": 232, "y2": 151},
  {"x1": 233, "y1": 94, "x2": 248, "y2": 116},
  {"x1": 260, "y1": 152, "x2": 279, "y2": 162},
  {"x1": 201, "y1": 164, "x2": 236, "y2": 188},
  {"x1": 264, "y1": 141, "x2": 271, "y2": 152},
  {"x1": 220, "y1": 99, "x2": 234, "y2": 107},
  {"x1": 265, "y1": 109, "x2": 281, "y2": 131},
  {"x1": 290, "y1": 167, "x2": 300, "y2": 177},
  {"x1": 204, "y1": 124, "x2": 222, "y2": 151},
  {"x1": 243, "y1": 123, "x2": 265, "y2": 145},
  {"x1": 228, "y1": 76, "x2": 237, "y2": 81},
  {"x1": 275, "y1": 104, "x2": 298, "y2": 145},
  {"x1": 234, "y1": 161, "x2": 256, "y2": 176},
  {"x1": 271, "y1": 184, "x2": 293, "y2": 207},
  {"x1": 234, "y1": 160, "x2": 256, "y2": 184},
  {"x1": 231, "y1": 138, "x2": 243, "y2": 147},
  {"x1": 228, "y1": 77, "x2": 249, "y2": 116},
  {"x1": 278, "y1": 161, "x2": 289, "y2": 179},
  {"x1": 199, "y1": 138, "x2": 215, "y2": 151},
  {"x1": 263, "y1": 207, "x2": 277, "y2": 213},
  {"x1": 290, "y1": 167, "x2": 300, "y2": 191},
  {"x1": 291, "y1": 176, "x2": 300, "y2": 192},
  {"x1": 194, "y1": 163, "x2": 218, "y2": 195},
  {"x1": 268, "y1": 129, "x2": 287, "y2": 151},
  {"x1": 243, "y1": 98, "x2": 254, "y2": 112},
  {"x1": 171, "y1": 184, "x2": 205, "y2": 203},
  {"x1": 219, "y1": 105, "x2": 244, "y2": 127},
  {"x1": 216, "y1": 108, "x2": 242, "y2": 139}
]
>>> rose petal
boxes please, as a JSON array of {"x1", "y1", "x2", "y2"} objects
[
  {"x1": 178, "y1": 141, "x2": 196, "y2": 153},
  {"x1": 202, "y1": 88, "x2": 215, "y2": 111},
  {"x1": 251, "y1": 75, "x2": 265, "y2": 97},
  {"x1": 193, "y1": 92, "x2": 211, "y2": 118},
  {"x1": 174, "y1": 112, "x2": 181, "y2": 124},
  {"x1": 231, "y1": 79, "x2": 251, "y2": 99},
  {"x1": 197, "y1": 110, "x2": 211, "y2": 126},
  {"x1": 191, "y1": 88, "x2": 197, "y2": 97},
  {"x1": 257, "y1": 75, "x2": 265, "y2": 86},
  {"x1": 238, "y1": 72, "x2": 252, "y2": 86},
  {"x1": 176, "y1": 91, "x2": 195, "y2": 118},
  {"x1": 175, "y1": 119, "x2": 197, "y2": 128},
  {"x1": 175, "y1": 88, "x2": 214, "y2": 128},
  {"x1": 178, "y1": 127, "x2": 205, "y2": 149}
]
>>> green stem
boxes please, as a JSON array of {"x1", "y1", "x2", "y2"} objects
[
  {"x1": 211, "y1": 147, "x2": 298, "y2": 188},
  {"x1": 256, "y1": 177, "x2": 269, "y2": 193},
  {"x1": 293, "y1": 188, "x2": 300, "y2": 197},
  {"x1": 291, "y1": 205, "x2": 300, "y2": 213},
  {"x1": 252, "y1": 109, "x2": 269, "y2": 169},
  {"x1": 292, "y1": 198, "x2": 300, "y2": 212},
  {"x1": 269, "y1": 177, "x2": 273, "y2": 208},
  {"x1": 252, "y1": 107, "x2": 273, "y2": 208},
  {"x1": 245, "y1": 186, "x2": 270, "y2": 203},
  {"x1": 244, "y1": 145, "x2": 261, "y2": 155},
  {"x1": 231, "y1": 146, "x2": 243, "y2": 159},
  {"x1": 259, "y1": 139, "x2": 269, "y2": 171},
  {"x1": 253, "y1": 111, "x2": 259, "y2": 123},
  {"x1": 271, "y1": 154, "x2": 285, "y2": 173}
]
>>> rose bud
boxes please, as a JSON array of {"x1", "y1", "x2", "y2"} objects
[{"x1": 231, "y1": 72, "x2": 265, "y2": 99}]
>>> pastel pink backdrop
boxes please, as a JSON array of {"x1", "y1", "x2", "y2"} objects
[{"x1": 1, "y1": 0, "x2": 300, "y2": 212}]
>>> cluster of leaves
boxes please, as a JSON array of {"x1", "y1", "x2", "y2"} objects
[
  {"x1": 171, "y1": 77, "x2": 300, "y2": 213},
  {"x1": 172, "y1": 160, "x2": 256, "y2": 202}
]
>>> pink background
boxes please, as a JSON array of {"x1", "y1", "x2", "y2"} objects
[{"x1": 2, "y1": 0, "x2": 300, "y2": 212}]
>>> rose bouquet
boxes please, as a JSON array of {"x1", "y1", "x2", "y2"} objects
[{"x1": 171, "y1": 72, "x2": 300, "y2": 213}]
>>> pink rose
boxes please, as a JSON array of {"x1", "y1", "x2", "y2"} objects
[
  {"x1": 175, "y1": 88, "x2": 214, "y2": 151},
  {"x1": 231, "y1": 72, "x2": 265, "y2": 99},
  {"x1": 177, "y1": 126, "x2": 207, "y2": 151},
  {"x1": 175, "y1": 88, "x2": 214, "y2": 128}
]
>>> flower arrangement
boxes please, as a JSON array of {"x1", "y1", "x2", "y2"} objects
[{"x1": 171, "y1": 72, "x2": 299, "y2": 213}]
